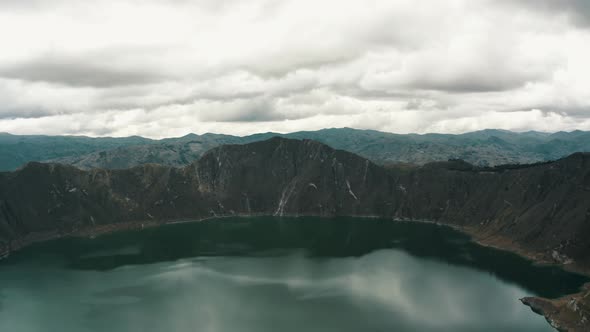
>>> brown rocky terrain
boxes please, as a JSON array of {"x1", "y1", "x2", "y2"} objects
[
  {"x1": 1, "y1": 137, "x2": 590, "y2": 330},
  {"x1": 521, "y1": 284, "x2": 590, "y2": 332}
]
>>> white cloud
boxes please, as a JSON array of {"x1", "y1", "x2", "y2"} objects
[{"x1": 0, "y1": 0, "x2": 588, "y2": 137}]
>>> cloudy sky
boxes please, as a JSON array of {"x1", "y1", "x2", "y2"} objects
[{"x1": 0, "y1": 0, "x2": 589, "y2": 138}]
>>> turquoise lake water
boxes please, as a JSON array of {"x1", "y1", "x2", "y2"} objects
[{"x1": 1, "y1": 217, "x2": 587, "y2": 331}]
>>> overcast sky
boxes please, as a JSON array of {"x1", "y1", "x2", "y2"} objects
[{"x1": 0, "y1": 0, "x2": 589, "y2": 138}]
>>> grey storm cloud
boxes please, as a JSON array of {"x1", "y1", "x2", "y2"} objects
[
  {"x1": 0, "y1": 105, "x2": 50, "y2": 120},
  {"x1": 505, "y1": 0, "x2": 590, "y2": 27},
  {"x1": 400, "y1": 75, "x2": 530, "y2": 94},
  {"x1": 509, "y1": 105, "x2": 590, "y2": 118},
  {"x1": 0, "y1": 56, "x2": 168, "y2": 88},
  {"x1": 195, "y1": 97, "x2": 309, "y2": 123},
  {"x1": 0, "y1": 0, "x2": 589, "y2": 137},
  {"x1": 199, "y1": 105, "x2": 284, "y2": 122}
]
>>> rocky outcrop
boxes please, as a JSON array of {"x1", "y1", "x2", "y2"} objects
[{"x1": 521, "y1": 284, "x2": 590, "y2": 332}]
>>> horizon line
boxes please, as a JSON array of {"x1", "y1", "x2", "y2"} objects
[{"x1": 0, "y1": 127, "x2": 586, "y2": 141}]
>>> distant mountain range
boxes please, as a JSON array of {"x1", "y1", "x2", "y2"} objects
[{"x1": 1, "y1": 128, "x2": 590, "y2": 171}]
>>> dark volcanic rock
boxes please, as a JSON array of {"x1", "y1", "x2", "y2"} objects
[{"x1": 1, "y1": 137, "x2": 589, "y2": 270}]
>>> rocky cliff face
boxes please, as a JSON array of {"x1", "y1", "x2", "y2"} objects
[
  {"x1": 2, "y1": 137, "x2": 590, "y2": 265},
  {"x1": 0, "y1": 138, "x2": 392, "y2": 244}
]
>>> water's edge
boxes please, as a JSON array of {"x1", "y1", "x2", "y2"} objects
[{"x1": 2, "y1": 213, "x2": 588, "y2": 331}]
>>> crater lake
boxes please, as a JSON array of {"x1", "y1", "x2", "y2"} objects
[{"x1": 1, "y1": 217, "x2": 587, "y2": 332}]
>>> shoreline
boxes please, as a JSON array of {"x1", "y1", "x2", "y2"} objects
[
  {"x1": 1, "y1": 213, "x2": 588, "y2": 330},
  {"x1": 2, "y1": 213, "x2": 588, "y2": 276}
]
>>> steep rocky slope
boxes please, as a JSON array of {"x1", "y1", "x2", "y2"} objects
[{"x1": 1, "y1": 137, "x2": 589, "y2": 264}]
